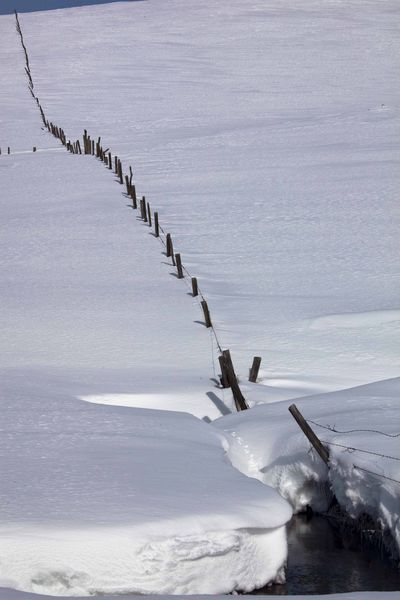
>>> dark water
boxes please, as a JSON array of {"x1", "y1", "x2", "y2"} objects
[{"x1": 255, "y1": 515, "x2": 400, "y2": 595}]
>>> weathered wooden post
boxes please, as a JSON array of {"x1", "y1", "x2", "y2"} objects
[
  {"x1": 141, "y1": 196, "x2": 148, "y2": 222},
  {"x1": 191, "y1": 277, "x2": 198, "y2": 297},
  {"x1": 130, "y1": 185, "x2": 137, "y2": 209},
  {"x1": 288, "y1": 404, "x2": 330, "y2": 465},
  {"x1": 201, "y1": 300, "x2": 212, "y2": 328},
  {"x1": 154, "y1": 212, "x2": 159, "y2": 237},
  {"x1": 108, "y1": 152, "x2": 112, "y2": 169},
  {"x1": 175, "y1": 253, "x2": 184, "y2": 278},
  {"x1": 118, "y1": 160, "x2": 123, "y2": 184},
  {"x1": 125, "y1": 175, "x2": 130, "y2": 195},
  {"x1": 7, "y1": 147, "x2": 10, "y2": 154},
  {"x1": 222, "y1": 349, "x2": 248, "y2": 411},
  {"x1": 166, "y1": 233, "x2": 173, "y2": 258},
  {"x1": 249, "y1": 356, "x2": 262, "y2": 382},
  {"x1": 218, "y1": 355, "x2": 229, "y2": 388},
  {"x1": 147, "y1": 202, "x2": 152, "y2": 227}
]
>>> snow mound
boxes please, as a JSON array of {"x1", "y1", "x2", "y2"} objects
[
  {"x1": 214, "y1": 378, "x2": 400, "y2": 557},
  {"x1": 0, "y1": 370, "x2": 291, "y2": 596}
]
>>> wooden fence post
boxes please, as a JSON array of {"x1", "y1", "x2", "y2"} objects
[
  {"x1": 125, "y1": 175, "x2": 130, "y2": 195},
  {"x1": 141, "y1": 196, "x2": 148, "y2": 222},
  {"x1": 191, "y1": 277, "x2": 198, "y2": 297},
  {"x1": 147, "y1": 202, "x2": 152, "y2": 227},
  {"x1": 166, "y1": 233, "x2": 175, "y2": 265},
  {"x1": 218, "y1": 355, "x2": 229, "y2": 388},
  {"x1": 201, "y1": 300, "x2": 212, "y2": 328},
  {"x1": 175, "y1": 253, "x2": 183, "y2": 278},
  {"x1": 154, "y1": 212, "x2": 159, "y2": 237},
  {"x1": 249, "y1": 356, "x2": 262, "y2": 382},
  {"x1": 288, "y1": 404, "x2": 330, "y2": 465},
  {"x1": 222, "y1": 349, "x2": 248, "y2": 411},
  {"x1": 131, "y1": 187, "x2": 137, "y2": 209},
  {"x1": 118, "y1": 160, "x2": 123, "y2": 184}
]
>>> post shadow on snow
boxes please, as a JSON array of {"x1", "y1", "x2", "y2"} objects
[
  {"x1": 0, "y1": 0, "x2": 144, "y2": 16},
  {"x1": 206, "y1": 391, "x2": 231, "y2": 416}
]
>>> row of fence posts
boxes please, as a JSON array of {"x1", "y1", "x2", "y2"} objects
[{"x1": 13, "y1": 10, "x2": 263, "y2": 413}]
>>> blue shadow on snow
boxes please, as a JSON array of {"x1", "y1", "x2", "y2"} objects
[{"x1": 1, "y1": 0, "x2": 143, "y2": 16}]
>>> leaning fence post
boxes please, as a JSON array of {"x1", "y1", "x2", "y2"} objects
[
  {"x1": 222, "y1": 349, "x2": 248, "y2": 411},
  {"x1": 147, "y1": 202, "x2": 152, "y2": 227},
  {"x1": 201, "y1": 300, "x2": 212, "y2": 328},
  {"x1": 249, "y1": 356, "x2": 262, "y2": 382},
  {"x1": 288, "y1": 404, "x2": 330, "y2": 465},
  {"x1": 175, "y1": 253, "x2": 184, "y2": 278}
]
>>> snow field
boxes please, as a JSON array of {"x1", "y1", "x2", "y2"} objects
[
  {"x1": 1, "y1": 0, "x2": 400, "y2": 596},
  {"x1": 14, "y1": 0, "x2": 400, "y2": 390}
]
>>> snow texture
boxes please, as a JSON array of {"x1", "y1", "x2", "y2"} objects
[
  {"x1": 0, "y1": 369, "x2": 290, "y2": 596},
  {"x1": 1, "y1": 0, "x2": 399, "y2": 596}
]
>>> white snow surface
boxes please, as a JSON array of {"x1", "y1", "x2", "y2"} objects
[
  {"x1": 0, "y1": 368, "x2": 290, "y2": 596},
  {"x1": 10, "y1": 0, "x2": 400, "y2": 392},
  {"x1": 214, "y1": 378, "x2": 400, "y2": 557},
  {"x1": 1, "y1": 0, "x2": 400, "y2": 596}
]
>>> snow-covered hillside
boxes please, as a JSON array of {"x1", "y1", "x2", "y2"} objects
[
  {"x1": 1, "y1": 0, "x2": 399, "y2": 596},
  {"x1": 13, "y1": 0, "x2": 400, "y2": 391}
]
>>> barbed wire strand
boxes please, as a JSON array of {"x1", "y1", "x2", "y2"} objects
[
  {"x1": 321, "y1": 440, "x2": 400, "y2": 462},
  {"x1": 307, "y1": 420, "x2": 400, "y2": 438},
  {"x1": 353, "y1": 465, "x2": 400, "y2": 486}
]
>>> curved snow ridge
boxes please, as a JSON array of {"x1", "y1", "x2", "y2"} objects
[
  {"x1": 0, "y1": 526, "x2": 287, "y2": 596},
  {"x1": 310, "y1": 309, "x2": 400, "y2": 330}
]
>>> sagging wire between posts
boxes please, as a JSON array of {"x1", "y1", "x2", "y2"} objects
[
  {"x1": 307, "y1": 420, "x2": 400, "y2": 438},
  {"x1": 157, "y1": 219, "x2": 223, "y2": 355},
  {"x1": 320, "y1": 440, "x2": 400, "y2": 462},
  {"x1": 15, "y1": 11, "x2": 246, "y2": 409}
]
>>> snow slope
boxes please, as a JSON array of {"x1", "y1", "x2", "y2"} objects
[
  {"x1": 1, "y1": 0, "x2": 399, "y2": 596},
  {"x1": 214, "y1": 378, "x2": 400, "y2": 557},
  {"x1": 0, "y1": 367, "x2": 291, "y2": 595},
  {"x1": 12, "y1": 0, "x2": 400, "y2": 392}
]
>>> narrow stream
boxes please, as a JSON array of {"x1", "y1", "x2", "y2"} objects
[{"x1": 256, "y1": 515, "x2": 400, "y2": 595}]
